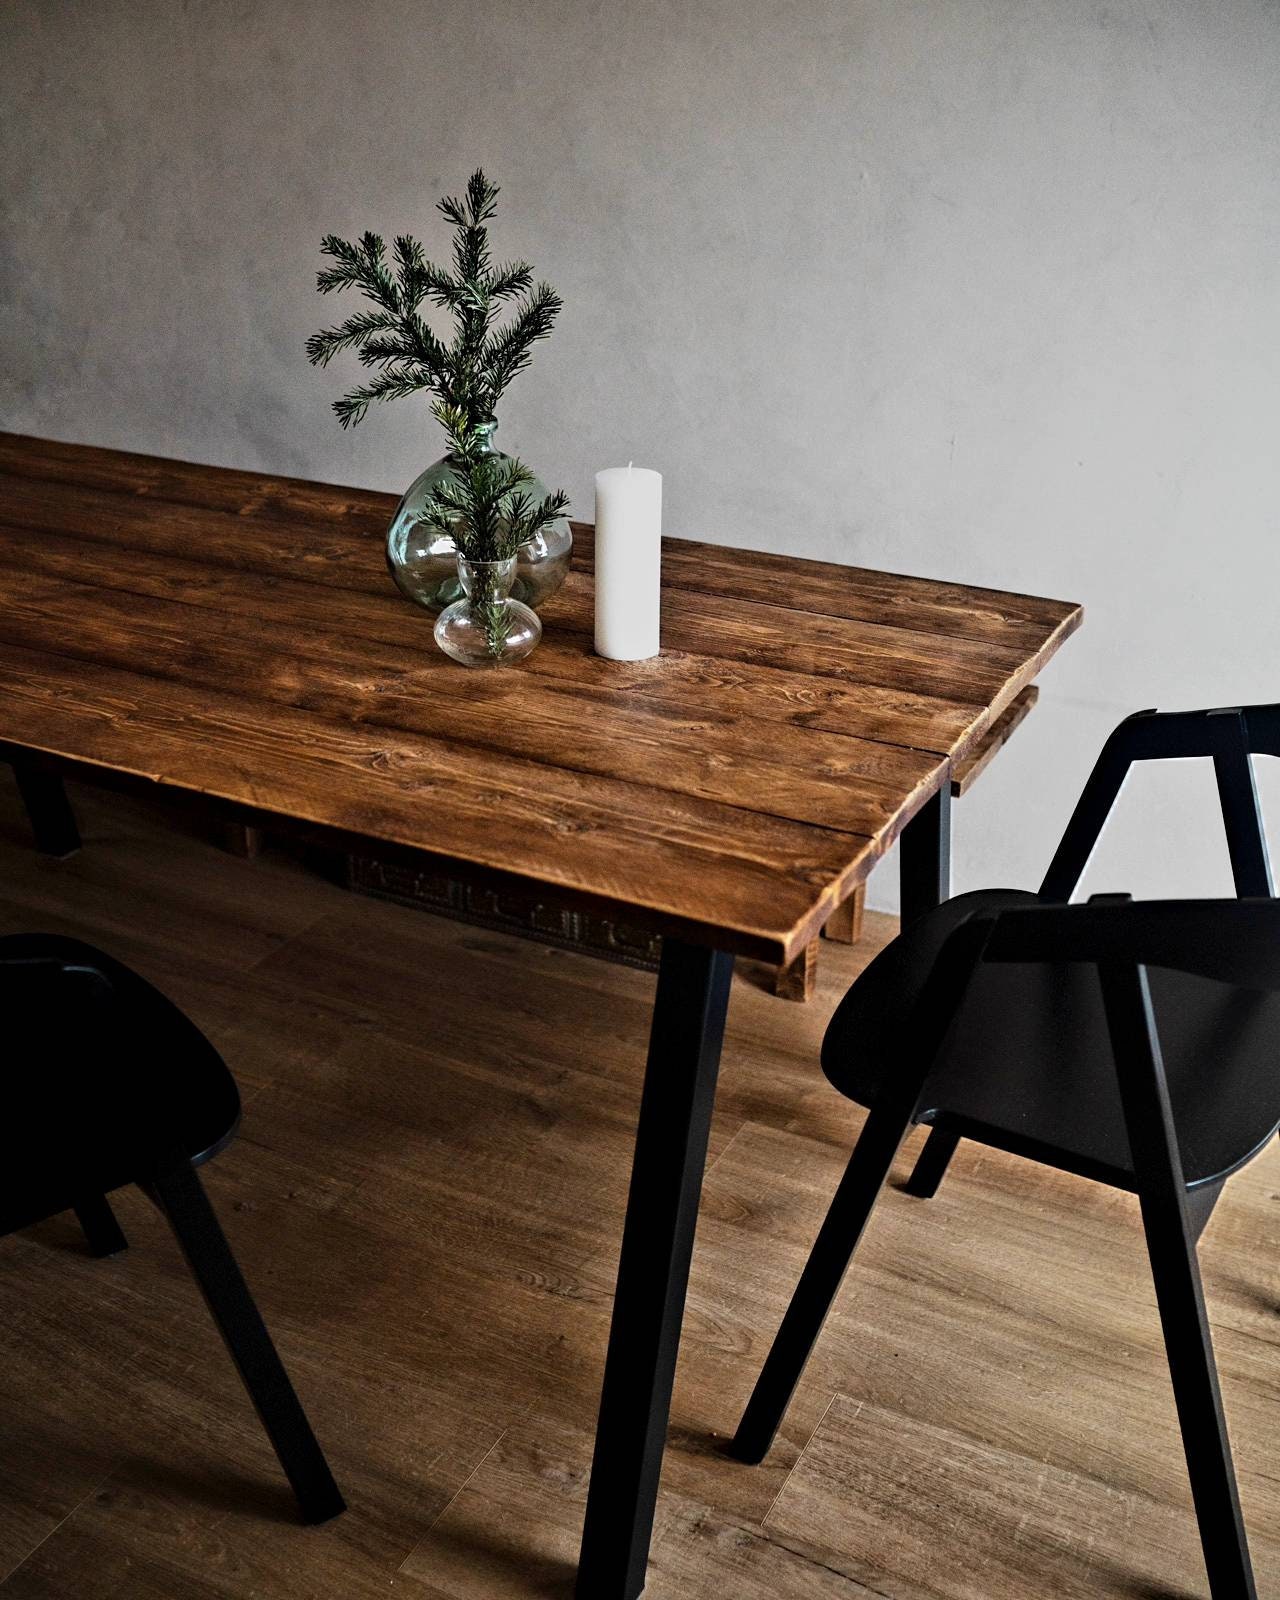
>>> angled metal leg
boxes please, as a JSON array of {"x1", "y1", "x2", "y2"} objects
[
  {"x1": 731, "y1": 1089, "x2": 920, "y2": 1465},
  {"x1": 576, "y1": 939, "x2": 734, "y2": 1600},
  {"x1": 146, "y1": 1153, "x2": 345, "y2": 1525},
  {"x1": 900, "y1": 782, "x2": 960, "y2": 1198},
  {"x1": 903, "y1": 1127, "x2": 960, "y2": 1199},
  {"x1": 1102, "y1": 964, "x2": 1255, "y2": 1600},
  {"x1": 899, "y1": 782, "x2": 951, "y2": 929},
  {"x1": 1185, "y1": 1177, "x2": 1226, "y2": 1246},
  {"x1": 13, "y1": 765, "x2": 81, "y2": 858},
  {"x1": 72, "y1": 1193, "x2": 128, "y2": 1257}
]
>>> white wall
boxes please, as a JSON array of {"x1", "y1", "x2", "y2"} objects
[{"x1": 3, "y1": 0, "x2": 1279, "y2": 908}]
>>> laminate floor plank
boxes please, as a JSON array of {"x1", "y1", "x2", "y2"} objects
[
  {"x1": 0, "y1": 783, "x2": 1272, "y2": 1599},
  {"x1": 760, "y1": 1395, "x2": 1280, "y2": 1600}
]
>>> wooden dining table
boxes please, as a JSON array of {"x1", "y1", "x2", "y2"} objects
[{"x1": 0, "y1": 432, "x2": 1082, "y2": 1599}]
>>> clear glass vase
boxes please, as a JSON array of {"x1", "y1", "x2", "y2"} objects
[
  {"x1": 385, "y1": 420, "x2": 572, "y2": 612},
  {"x1": 434, "y1": 556, "x2": 542, "y2": 668}
]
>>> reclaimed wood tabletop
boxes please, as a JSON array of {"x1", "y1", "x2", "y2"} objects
[
  {"x1": 0, "y1": 433, "x2": 1080, "y2": 965},
  {"x1": 0, "y1": 430, "x2": 1083, "y2": 1600}
]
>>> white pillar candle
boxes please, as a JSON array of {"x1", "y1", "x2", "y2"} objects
[{"x1": 593, "y1": 465, "x2": 663, "y2": 661}]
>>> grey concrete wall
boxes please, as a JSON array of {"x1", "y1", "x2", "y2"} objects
[{"x1": 4, "y1": 0, "x2": 1279, "y2": 908}]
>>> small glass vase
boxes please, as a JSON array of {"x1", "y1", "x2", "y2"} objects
[
  {"x1": 434, "y1": 556, "x2": 542, "y2": 668},
  {"x1": 385, "y1": 420, "x2": 572, "y2": 612}
]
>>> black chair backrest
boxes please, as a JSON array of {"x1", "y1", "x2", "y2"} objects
[
  {"x1": 980, "y1": 897, "x2": 1280, "y2": 992},
  {"x1": 1040, "y1": 704, "x2": 1278, "y2": 902}
]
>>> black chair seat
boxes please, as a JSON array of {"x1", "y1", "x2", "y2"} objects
[
  {"x1": 821, "y1": 888, "x2": 1280, "y2": 1190},
  {"x1": 0, "y1": 933, "x2": 239, "y2": 1237}
]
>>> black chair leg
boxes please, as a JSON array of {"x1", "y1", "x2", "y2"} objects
[
  {"x1": 1141, "y1": 1197, "x2": 1255, "y2": 1599},
  {"x1": 732, "y1": 1094, "x2": 918, "y2": 1465},
  {"x1": 72, "y1": 1193, "x2": 128, "y2": 1257},
  {"x1": 903, "y1": 1127, "x2": 960, "y2": 1199},
  {"x1": 1185, "y1": 1178, "x2": 1225, "y2": 1246},
  {"x1": 146, "y1": 1154, "x2": 345, "y2": 1524},
  {"x1": 1101, "y1": 962, "x2": 1255, "y2": 1599}
]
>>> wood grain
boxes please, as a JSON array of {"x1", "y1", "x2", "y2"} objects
[
  {"x1": 771, "y1": 938, "x2": 819, "y2": 1002},
  {"x1": 800, "y1": 686, "x2": 1038, "y2": 976},
  {"x1": 0, "y1": 434, "x2": 1081, "y2": 961},
  {"x1": 0, "y1": 564, "x2": 945, "y2": 837},
  {"x1": 822, "y1": 884, "x2": 866, "y2": 946},
  {"x1": 0, "y1": 521, "x2": 986, "y2": 755},
  {"x1": 572, "y1": 522, "x2": 1081, "y2": 658},
  {"x1": 950, "y1": 684, "x2": 1039, "y2": 797}
]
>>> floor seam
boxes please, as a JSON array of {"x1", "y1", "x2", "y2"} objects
[
  {"x1": 757, "y1": 1391, "x2": 842, "y2": 1531},
  {"x1": 397, "y1": 1424, "x2": 509, "y2": 1568},
  {"x1": 237, "y1": 903, "x2": 337, "y2": 979},
  {"x1": 702, "y1": 1121, "x2": 749, "y2": 1183},
  {"x1": 0, "y1": 1466, "x2": 118, "y2": 1589}
]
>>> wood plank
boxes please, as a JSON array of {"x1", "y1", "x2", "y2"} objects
[
  {"x1": 760, "y1": 1396, "x2": 1280, "y2": 1598},
  {"x1": 0, "y1": 434, "x2": 1080, "y2": 661},
  {"x1": 590, "y1": 581, "x2": 1042, "y2": 705},
  {"x1": 951, "y1": 684, "x2": 1040, "y2": 796},
  {"x1": 0, "y1": 525, "x2": 1059, "y2": 785},
  {"x1": 799, "y1": 689, "x2": 1036, "y2": 977},
  {"x1": 0, "y1": 484, "x2": 1062, "y2": 715},
  {"x1": 0, "y1": 564, "x2": 946, "y2": 838},
  {"x1": 0, "y1": 641, "x2": 874, "y2": 962},
  {"x1": 573, "y1": 521, "x2": 1082, "y2": 656},
  {"x1": 0, "y1": 430, "x2": 396, "y2": 532},
  {"x1": 0, "y1": 526, "x2": 986, "y2": 756},
  {"x1": 0, "y1": 476, "x2": 388, "y2": 596}
]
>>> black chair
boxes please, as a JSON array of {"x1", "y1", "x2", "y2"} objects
[
  {"x1": 0, "y1": 933, "x2": 345, "y2": 1525},
  {"x1": 732, "y1": 704, "x2": 1280, "y2": 1600}
]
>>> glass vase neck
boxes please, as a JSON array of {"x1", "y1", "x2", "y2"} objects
[
  {"x1": 435, "y1": 550, "x2": 541, "y2": 667},
  {"x1": 458, "y1": 554, "x2": 517, "y2": 598},
  {"x1": 445, "y1": 419, "x2": 499, "y2": 463}
]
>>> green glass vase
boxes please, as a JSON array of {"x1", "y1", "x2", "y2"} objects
[{"x1": 385, "y1": 421, "x2": 572, "y2": 613}]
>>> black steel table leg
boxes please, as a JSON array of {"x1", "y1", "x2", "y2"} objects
[
  {"x1": 13, "y1": 765, "x2": 81, "y2": 858},
  {"x1": 899, "y1": 780, "x2": 951, "y2": 929},
  {"x1": 900, "y1": 781, "x2": 956, "y2": 1195},
  {"x1": 576, "y1": 937, "x2": 735, "y2": 1600}
]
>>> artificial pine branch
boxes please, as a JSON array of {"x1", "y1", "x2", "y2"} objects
[
  {"x1": 308, "y1": 169, "x2": 562, "y2": 430},
  {"x1": 305, "y1": 309, "x2": 400, "y2": 367},
  {"x1": 332, "y1": 368, "x2": 426, "y2": 429},
  {"x1": 482, "y1": 282, "x2": 562, "y2": 400}
]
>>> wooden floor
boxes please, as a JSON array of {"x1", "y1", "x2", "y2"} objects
[{"x1": 0, "y1": 780, "x2": 1277, "y2": 1600}]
